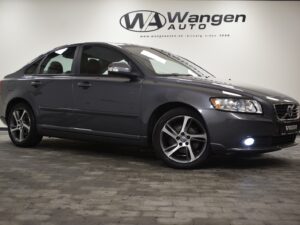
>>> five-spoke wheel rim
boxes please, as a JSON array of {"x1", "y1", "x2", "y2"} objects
[
  {"x1": 9, "y1": 108, "x2": 31, "y2": 142},
  {"x1": 160, "y1": 115, "x2": 207, "y2": 163}
]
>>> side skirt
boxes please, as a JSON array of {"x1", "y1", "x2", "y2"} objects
[{"x1": 38, "y1": 124, "x2": 148, "y2": 146}]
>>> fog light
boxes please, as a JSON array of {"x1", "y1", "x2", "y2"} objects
[{"x1": 243, "y1": 138, "x2": 255, "y2": 146}]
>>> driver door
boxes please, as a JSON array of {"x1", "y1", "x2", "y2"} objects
[{"x1": 72, "y1": 44, "x2": 143, "y2": 137}]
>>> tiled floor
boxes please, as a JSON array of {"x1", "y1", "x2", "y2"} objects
[{"x1": 0, "y1": 132, "x2": 299, "y2": 225}]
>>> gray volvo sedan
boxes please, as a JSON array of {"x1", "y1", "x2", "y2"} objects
[{"x1": 0, "y1": 42, "x2": 299, "y2": 168}]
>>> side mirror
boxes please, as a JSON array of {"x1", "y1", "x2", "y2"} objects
[{"x1": 108, "y1": 61, "x2": 139, "y2": 79}]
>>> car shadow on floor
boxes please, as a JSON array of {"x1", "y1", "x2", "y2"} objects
[
  {"x1": 36, "y1": 138, "x2": 293, "y2": 170},
  {"x1": 204, "y1": 154, "x2": 291, "y2": 170},
  {"x1": 38, "y1": 137, "x2": 159, "y2": 162},
  {"x1": 1, "y1": 136, "x2": 294, "y2": 170}
]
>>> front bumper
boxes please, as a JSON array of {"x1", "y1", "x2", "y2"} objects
[
  {"x1": 212, "y1": 135, "x2": 297, "y2": 153},
  {"x1": 202, "y1": 109, "x2": 299, "y2": 154}
]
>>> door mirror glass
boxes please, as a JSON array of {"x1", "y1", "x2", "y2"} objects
[{"x1": 108, "y1": 60, "x2": 132, "y2": 74}]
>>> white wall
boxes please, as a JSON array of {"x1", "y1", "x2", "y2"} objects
[{"x1": 0, "y1": 0, "x2": 300, "y2": 126}]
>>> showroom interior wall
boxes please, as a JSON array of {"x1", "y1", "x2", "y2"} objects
[{"x1": 0, "y1": 0, "x2": 299, "y2": 128}]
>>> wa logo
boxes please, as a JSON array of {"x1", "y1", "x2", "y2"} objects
[{"x1": 120, "y1": 10, "x2": 166, "y2": 32}]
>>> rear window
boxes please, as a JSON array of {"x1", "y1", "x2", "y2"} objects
[{"x1": 39, "y1": 47, "x2": 76, "y2": 75}]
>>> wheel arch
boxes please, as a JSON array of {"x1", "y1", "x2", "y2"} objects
[
  {"x1": 5, "y1": 98, "x2": 34, "y2": 123},
  {"x1": 147, "y1": 102, "x2": 207, "y2": 145}
]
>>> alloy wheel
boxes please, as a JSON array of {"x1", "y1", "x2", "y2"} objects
[
  {"x1": 9, "y1": 108, "x2": 31, "y2": 142},
  {"x1": 160, "y1": 115, "x2": 207, "y2": 163}
]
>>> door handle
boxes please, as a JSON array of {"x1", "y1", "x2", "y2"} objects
[
  {"x1": 31, "y1": 80, "x2": 42, "y2": 87},
  {"x1": 77, "y1": 81, "x2": 92, "y2": 88}
]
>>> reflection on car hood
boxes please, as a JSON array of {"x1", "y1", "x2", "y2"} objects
[{"x1": 162, "y1": 76, "x2": 298, "y2": 104}]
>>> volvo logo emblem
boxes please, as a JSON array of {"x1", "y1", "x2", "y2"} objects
[
  {"x1": 283, "y1": 105, "x2": 294, "y2": 118},
  {"x1": 120, "y1": 10, "x2": 166, "y2": 32}
]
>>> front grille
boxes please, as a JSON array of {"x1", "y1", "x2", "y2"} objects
[{"x1": 274, "y1": 104, "x2": 300, "y2": 120}]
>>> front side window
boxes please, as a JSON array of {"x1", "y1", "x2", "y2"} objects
[
  {"x1": 40, "y1": 47, "x2": 76, "y2": 75},
  {"x1": 80, "y1": 45, "x2": 131, "y2": 76}
]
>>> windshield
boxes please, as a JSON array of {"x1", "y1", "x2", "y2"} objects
[{"x1": 123, "y1": 46, "x2": 215, "y2": 78}]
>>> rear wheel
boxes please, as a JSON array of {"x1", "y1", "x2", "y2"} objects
[
  {"x1": 152, "y1": 108, "x2": 209, "y2": 169},
  {"x1": 8, "y1": 103, "x2": 42, "y2": 147}
]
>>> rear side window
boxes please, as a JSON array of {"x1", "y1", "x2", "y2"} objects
[
  {"x1": 39, "y1": 47, "x2": 76, "y2": 75},
  {"x1": 25, "y1": 58, "x2": 43, "y2": 75}
]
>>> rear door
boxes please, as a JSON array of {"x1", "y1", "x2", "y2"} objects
[
  {"x1": 28, "y1": 46, "x2": 77, "y2": 129},
  {"x1": 72, "y1": 44, "x2": 143, "y2": 137}
]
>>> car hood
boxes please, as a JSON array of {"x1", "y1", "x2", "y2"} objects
[{"x1": 160, "y1": 76, "x2": 299, "y2": 104}]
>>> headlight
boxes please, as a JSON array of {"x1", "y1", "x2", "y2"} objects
[{"x1": 210, "y1": 98, "x2": 263, "y2": 114}]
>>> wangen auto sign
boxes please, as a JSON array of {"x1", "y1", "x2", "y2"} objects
[
  {"x1": 120, "y1": 10, "x2": 167, "y2": 32},
  {"x1": 120, "y1": 10, "x2": 246, "y2": 32}
]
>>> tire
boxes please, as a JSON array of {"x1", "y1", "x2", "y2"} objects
[
  {"x1": 152, "y1": 107, "x2": 210, "y2": 169},
  {"x1": 7, "y1": 102, "x2": 42, "y2": 147}
]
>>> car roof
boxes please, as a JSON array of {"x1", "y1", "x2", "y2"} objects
[{"x1": 52, "y1": 42, "x2": 145, "y2": 51}]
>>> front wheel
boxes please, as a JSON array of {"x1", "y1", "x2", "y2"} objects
[
  {"x1": 152, "y1": 108, "x2": 210, "y2": 169},
  {"x1": 8, "y1": 103, "x2": 42, "y2": 147}
]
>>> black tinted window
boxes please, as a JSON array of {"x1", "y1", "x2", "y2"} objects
[
  {"x1": 80, "y1": 45, "x2": 130, "y2": 75},
  {"x1": 40, "y1": 47, "x2": 76, "y2": 75},
  {"x1": 25, "y1": 58, "x2": 43, "y2": 75}
]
